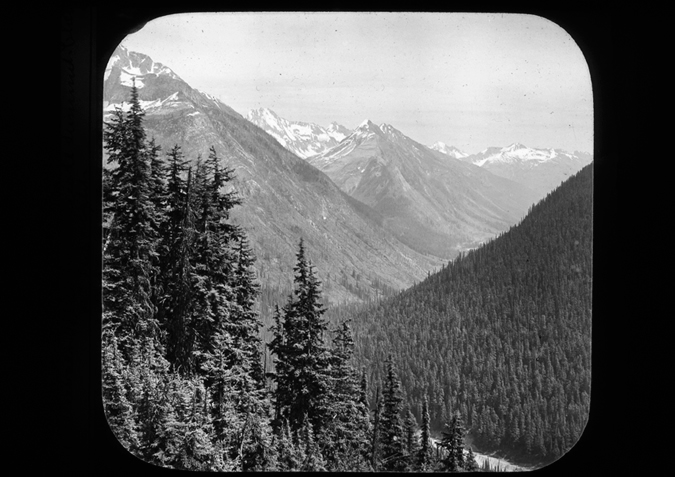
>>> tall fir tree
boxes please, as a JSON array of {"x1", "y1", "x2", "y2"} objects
[
  {"x1": 379, "y1": 356, "x2": 406, "y2": 471},
  {"x1": 320, "y1": 320, "x2": 371, "y2": 470},
  {"x1": 403, "y1": 405, "x2": 420, "y2": 470},
  {"x1": 417, "y1": 394, "x2": 434, "y2": 470},
  {"x1": 370, "y1": 385, "x2": 382, "y2": 470},
  {"x1": 102, "y1": 82, "x2": 160, "y2": 358},
  {"x1": 438, "y1": 410, "x2": 467, "y2": 472},
  {"x1": 268, "y1": 239, "x2": 331, "y2": 436},
  {"x1": 229, "y1": 233, "x2": 265, "y2": 390},
  {"x1": 161, "y1": 146, "x2": 196, "y2": 375}
]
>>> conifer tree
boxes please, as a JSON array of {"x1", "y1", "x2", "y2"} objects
[
  {"x1": 319, "y1": 320, "x2": 371, "y2": 470},
  {"x1": 132, "y1": 335, "x2": 172, "y2": 464},
  {"x1": 101, "y1": 330, "x2": 141, "y2": 454},
  {"x1": 370, "y1": 385, "x2": 382, "y2": 470},
  {"x1": 438, "y1": 410, "x2": 467, "y2": 472},
  {"x1": 102, "y1": 82, "x2": 159, "y2": 357},
  {"x1": 465, "y1": 446, "x2": 479, "y2": 472},
  {"x1": 268, "y1": 239, "x2": 331, "y2": 435},
  {"x1": 274, "y1": 419, "x2": 305, "y2": 471},
  {"x1": 229, "y1": 233, "x2": 265, "y2": 389},
  {"x1": 146, "y1": 138, "x2": 166, "y2": 215},
  {"x1": 403, "y1": 405, "x2": 419, "y2": 470},
  {"x1": 103, "y1": 86, "x2": 277, "y2": 471},
  {"x1": 359, "y1": 367, "x2": 369, "y2": 413},
  {"x1": 379, "y1": 356, "x2": 406, "y2": 471},
  {"x1": 161, "y1": 146, "x2": 196, "y2": 375},
  {"x1": 300, "y1": 419, "x2": 328, "y2": 472},
  {"x1": 417, "y1": 394, "x2": 434, "y2": 470}
]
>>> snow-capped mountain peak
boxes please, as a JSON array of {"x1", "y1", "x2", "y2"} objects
[
  {"x1": 326, "y1": 122, "x2": 351, "y2": 142},
  {"x1": 471, "y1": 143, "x2": 560, "y2": 167},
  {"x1": 245, "y1": 108, "x2": 352, "y2": 159},
  {"x1": 459, "y1": 142, "x2": 593, "y2": 201},
  {"x1": 504, "y1": 142, "x2": 528, "y2": 152},
  {"x1": 379, "y1": 123, "x2": 398, "y2": 135},
  {"x1": 356, "y1": 119, "x2": 377, "y2": 130},
  {"x1": 429, "y1": 141, "x2": 469, "y2": 159},
  {"x1": 105, "y1": 44, "x2": 182, "y2": 86},
  {"x1": 346, "y1": 119, "x2": 381, "y2": 140}
]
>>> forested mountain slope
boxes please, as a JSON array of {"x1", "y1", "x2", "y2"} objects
[
  {"x1": 333, "y1": 162, "x2": 593, "y2": 466},
  {"x1": 104, "y1": 45, "x2": 444, "y2": 304}
]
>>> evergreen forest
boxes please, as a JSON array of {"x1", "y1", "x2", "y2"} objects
[
  {"x1": 101, "y1": 87, "x2": 591, "y2": 471},
  {"x1": 331, "y1": 160, "x2": 593, "y2": 466},
  {"x1": 102, "y1": 87, "x2": 483, "y2": 471}
]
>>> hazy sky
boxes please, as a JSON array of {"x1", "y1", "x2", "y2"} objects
[{"x1": 120, "y1": 12, "x2": 593, "y2": 154}]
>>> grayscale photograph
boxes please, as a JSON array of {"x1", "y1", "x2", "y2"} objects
[{"x1": 100, "y1": 11, "x2": 593, "y2": 472}]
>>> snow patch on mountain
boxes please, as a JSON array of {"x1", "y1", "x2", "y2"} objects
[
  {"x1": 473, "y1": 143, "x2": 559, "y2": 167},
  {"x1": 104, "y1": 91, "x2": 183, "y2": 115},
  {"x1": 429, "y1": 141, "x2": 469, "y2": 159},
  {"x1": 246, "y1": 108, "x2": 353, "y2": 159},
  {"x1": 326, "y1": 122, "x2": 350, "y2": 142}
]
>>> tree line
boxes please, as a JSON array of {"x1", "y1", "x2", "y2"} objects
[{"x1": 102, "y1": 85, "x2": 479, "y2": 471}]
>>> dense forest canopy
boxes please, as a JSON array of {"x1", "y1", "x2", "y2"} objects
[{"x1": 330, "y1": 161, "x2": 593, "y2": 465}]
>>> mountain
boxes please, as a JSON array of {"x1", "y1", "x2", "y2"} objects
[
  {"x1": 307, "y1": 120, "x2": 541, "y2": 258},
  {"x1": 103, "y1": 45, "x2": 444, "y2": 304},
  {"x1": 438, "y1": 143, "x2": 593, "y2": 201},
  {"x1": 245, "y1": 108, "x2": 352, "y2": 159},
  {"x1": 428, "y1": 141, "x2": 469, "y2": 160},
  {"x1": 340, "y1": 162, "x2": 593, "y2": 467}
]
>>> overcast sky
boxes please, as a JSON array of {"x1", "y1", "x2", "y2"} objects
[{"x1": 120, "y1": 12, "x2": 593, "y2": 154}]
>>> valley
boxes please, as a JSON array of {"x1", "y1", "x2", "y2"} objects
[
  {"x1": 101, "y1": 41, "x2": 593, "y2": 472},
  {"x1": 104, "y1": 45, "x2": 446, "y2": 306},
  {"x1": 104, "y1": 45, "x2": 591, "y2": 307}
]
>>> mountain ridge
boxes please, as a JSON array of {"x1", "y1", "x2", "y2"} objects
[
  {"x1": 246, "y1": 107, "x2": 352, "y2": 159},
  {"x1": 445, "y1": 143, "x2": 593, "y2": 201},
  {"x1": 307, "y1": 119, "x2": 541, "y2": 258},
  {"x1": 103, "y1": 45, "x2": 445, "y2": 304}
]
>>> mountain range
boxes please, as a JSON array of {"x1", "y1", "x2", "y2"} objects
[
  {"x1": 449, "y1": 143, "x2": 593, "y2": 201},
  {"x1": 103, "y1": 45, "x2": 445, "y2": 304},
  {"x1": 306, "y1": 120, "x2": 540, "y2": 258},
  {"x1": 249, "y1": 109, "x2": 592, "y2": 211},
  {"x1": 103, "y1": 45, "x2": 589, "y2": 304}
]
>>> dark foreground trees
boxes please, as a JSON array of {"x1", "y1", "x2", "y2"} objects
[
  {"x1": 105, "y1": 87, "x2": 456, "y2": 471},
  {"x1": 103, "y1": 86, "x2": 271, "y2": 470}
]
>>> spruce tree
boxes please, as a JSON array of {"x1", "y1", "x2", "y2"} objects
[
  {"x1": 320, "y1": 320, "x2": 371, "y2": 470},
  {"x1": 417, "y1": 394, "x2": 434, "y2": 470},
  {"x1": 379, "y1": 356, "x2": 406, "y2": 471},
  {"x1": 438, "y1": 410, "x2": 467, "y2": 472},
  {"x1": 161, "y1": 146, "x2": 196, "y2": 375},
  {"x1": 268, "y1": 239, "x2": 331, "y2": 435},
  {"x1": 300, "y1": 420, "x2": 327, "y2": 472},
  {"x1": 465, "y1": 446, "x2": 479, "y2": 472},
  {"x1": 274, "y1": 419, "x2": 305, "y2": 471},
  {"x1": 101, "y1": 329, "x2": 141, "y2": 454},
  {"x1": 229, "y1": 233, "x2": 265, "y2": 390},
  {"x1": 102, "y1": 82, "x2": 159, "y2": 358},
  {"x1": 370, "y1": 385, "x2": 382, "y2": 470},
  {"x1": 403, "y1": 405, "x2": 419, "y2": 470}
]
